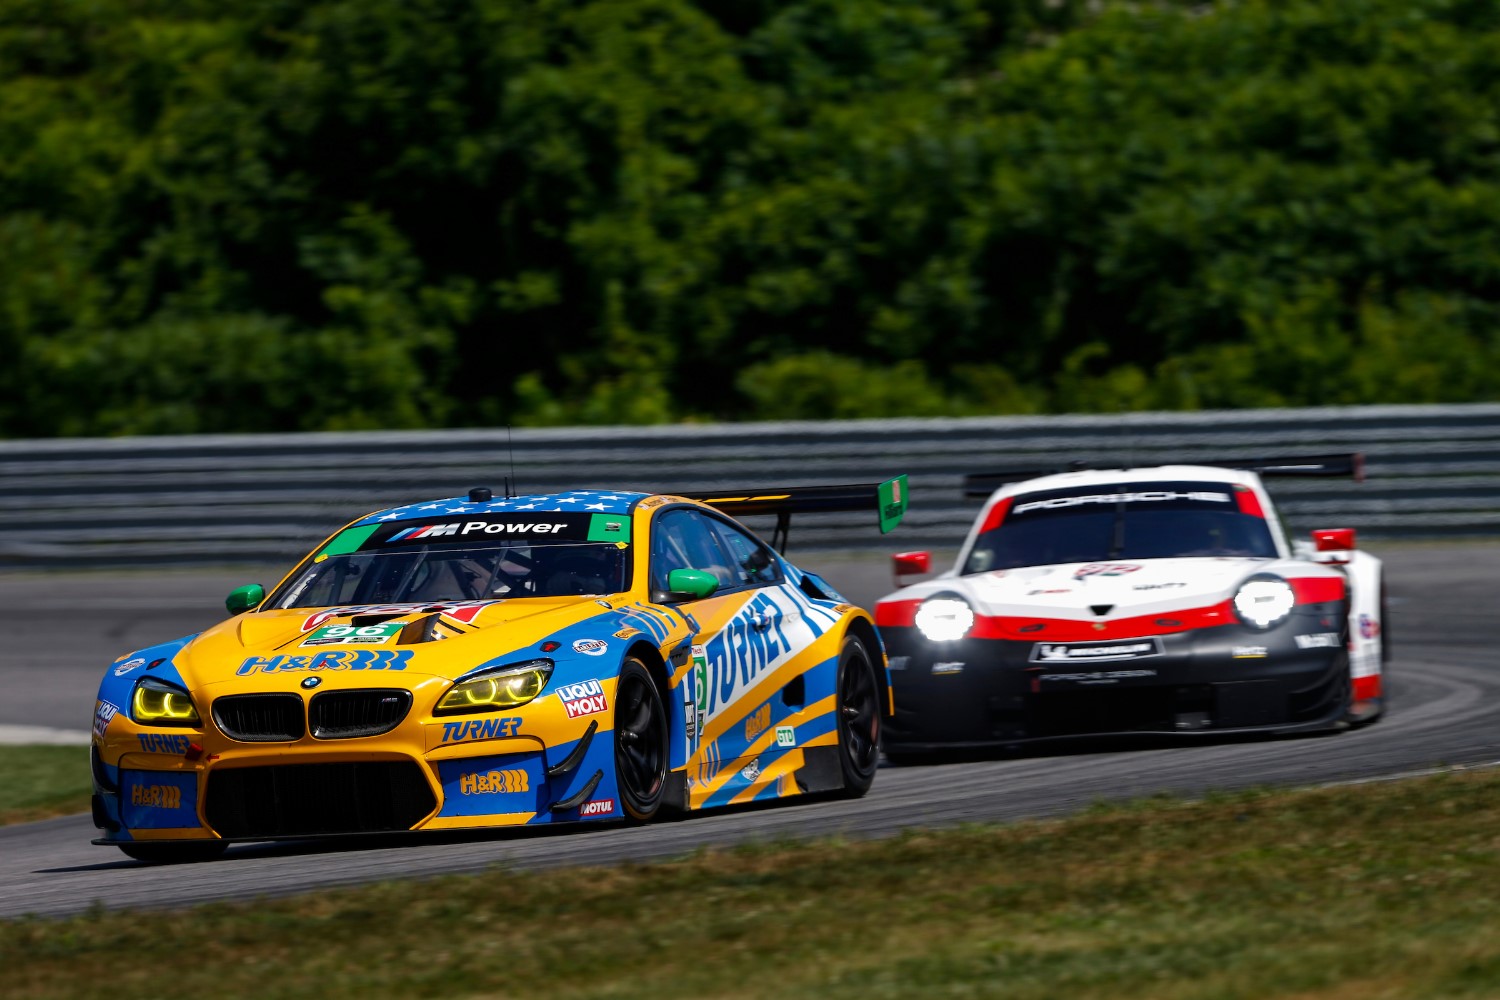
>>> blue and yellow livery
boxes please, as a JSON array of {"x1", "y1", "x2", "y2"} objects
[{"x1": 90, "y1": 479, "x2": 908, "y2": 862}]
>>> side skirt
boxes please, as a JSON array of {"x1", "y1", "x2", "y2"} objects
[
  {"x1": 794, "y1": 745, "x2": 846, "y2": 796},
  {"x1": 662, "y1": 770, "x2": 689, "y2": 812}
]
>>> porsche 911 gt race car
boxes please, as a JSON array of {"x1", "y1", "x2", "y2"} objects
[
  {"x1": 875, "y1": 457, "x2": 1384, "y2": 756},
  {"x1": 91, "y1": 478, "x2": 907, "y2": 862}
]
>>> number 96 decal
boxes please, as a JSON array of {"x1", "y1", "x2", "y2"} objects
[{"x1": 301, "y1": 622, "x2": 406, "y2": 647}]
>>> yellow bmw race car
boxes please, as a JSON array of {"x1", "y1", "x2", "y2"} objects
[{"x1": 90, "y1": 479, "x2": 907, "y2": 862}]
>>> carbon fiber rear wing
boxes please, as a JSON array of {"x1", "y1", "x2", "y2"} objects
[
  {"x1": 674, "y1": 475, "x2": 908, "y2": 552},
  {"x1": 962, "y1": 454, "x2": 1365, "y2": 498}
]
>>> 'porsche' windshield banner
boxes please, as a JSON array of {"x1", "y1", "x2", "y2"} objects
[{"x1": 1009, "y1": 481, "x2": 1236, "y2": 518}]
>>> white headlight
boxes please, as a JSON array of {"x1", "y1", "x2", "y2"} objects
[
  {"x1": 915, "y1": 598, "x2": 975, "y2": 642},
  {"x1": 1233, "y1": 578, "x2": 1296, "y2": 630}
]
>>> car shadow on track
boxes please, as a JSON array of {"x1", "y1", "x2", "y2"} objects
[
  {"x1": 879, "y1": 726, "x2": 1347, "y2": 768},
  {"x1": 55, "y1": 790, "x2": 846, "y2": 870}
]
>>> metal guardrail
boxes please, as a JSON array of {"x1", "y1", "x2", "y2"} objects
[{"x1": 2, "y1": 403, "x2": 1498, "y2": 568}]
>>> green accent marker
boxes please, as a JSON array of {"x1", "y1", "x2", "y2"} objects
[
  {"x1": 877, "y1": 475, "x2": 908, "y2": 534},
  {"x1": 587, "y1": 512, "x2": 632, "y2": 543},
  {"x1": 318, "y1": 524, "x2": 380, "y2": 559}
]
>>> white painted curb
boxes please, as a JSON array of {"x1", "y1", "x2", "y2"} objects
[{"x1": 0, "y1": 725, "x2": 91, "y2": 746}]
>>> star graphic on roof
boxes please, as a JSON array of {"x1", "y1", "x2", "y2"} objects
[
  {"x1": 585, "y1": 503, "x2": 608, "y2": 511},
  {"x1": 598, "y1": 494, "x2": 624, "y2": 501},
  {"x1": 377, "y1": 512, "x2": 405, "y2": 521},
  {"x1": 418, "y1": 503, "x2": 444, "y2": 510},
  {"x1": 556, "y1": 497, "x2": 582, "y2": 504},
  {"x1": 447, "y1": 506, "x2": 469, "y2": 513},
  {"x1": 515, "y1": 503, "x2": 538, "y2": 510}
]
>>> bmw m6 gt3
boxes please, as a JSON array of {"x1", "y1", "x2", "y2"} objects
[{"x1": 90, "y1": 479, "x2": 907, "y2": 861}]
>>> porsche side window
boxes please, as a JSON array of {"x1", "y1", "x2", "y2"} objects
[
  {"x1": 706, "y1": 518, "x2": 781, "y2": 588},
  {"x1": 650, "y1": 509, "x2": 736, "y2": 595}
]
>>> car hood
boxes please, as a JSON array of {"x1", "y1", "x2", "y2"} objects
[
  {"x1": 175, "y1": 596, "x2": 623, "y2": 687},
  {"x1": 911, "y1": 557, "x2": 1280, "y2": 619}
]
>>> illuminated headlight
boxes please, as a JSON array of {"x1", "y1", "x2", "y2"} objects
[
  {"x1": 130, "y1": 677, "x2": 201, "y2": 727},
  {"x1": 435, "y1": 659, "x2": 554, "y2": 715},
  {"x1": 915, "y1": 598, "x2": 975, "y2": 642},
  {"x1": 1233, "y1": 577, "x2": 1296, "y2": 630}
]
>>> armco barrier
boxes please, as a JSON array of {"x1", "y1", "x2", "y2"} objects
[{"x1": 2, "y1": 403, "x2": 1498, "y2": 568}]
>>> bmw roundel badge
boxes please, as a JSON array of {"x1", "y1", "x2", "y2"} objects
[{"x1": 301, "y1": 676, "x2": 322, "y2": 689}]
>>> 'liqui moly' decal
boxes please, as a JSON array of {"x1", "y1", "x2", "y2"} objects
[{"x1": 556, "y1": 679, "x2": 609, "y2": 719}]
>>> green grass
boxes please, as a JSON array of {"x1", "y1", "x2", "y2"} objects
[
  {"x1": 7, "y1": 767, "x2": 1500, "y2": 999},
  {"x1": 0, "y1": 746, "x2": 91, "y2": 825}
]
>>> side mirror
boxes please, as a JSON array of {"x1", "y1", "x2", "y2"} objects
[
  {"x1": 892, "y1": 550, "x2": 932, "y2": 587},
  {"x1": 1311, "y1": 528, "x2": 1356, "y2": 565},
  {"x1": 662, "y1": 568, "x2": 719, "y2": 602},
  {"x1": 226, "y1": 584, "x2": 266, "y2": 615}
]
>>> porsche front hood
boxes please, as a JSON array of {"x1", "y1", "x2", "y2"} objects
[{"x1": 927, "y1": 557, "x2": 1276, "y2": 619}]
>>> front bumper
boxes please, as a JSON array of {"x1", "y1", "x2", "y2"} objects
[
  {"x1": 91, "y1": 705, "x2": 619, "y2": 845},
  {"x1": 881, "y1": 623, "x2": 1351, "y2": 750}
]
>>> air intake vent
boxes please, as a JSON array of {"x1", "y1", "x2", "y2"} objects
[
  {"x1": 205, "y1": 762, "x2": 435, "y2": 838},
  {"x1": 1090, "y1": 604, "x2": 1114, "y2": 616},
  {"x1": 309, "y1": 689, "x2": 413, "y2": 739},
  {"x1": 212, "y1": 693, "x2": 305, "y2": 742}
]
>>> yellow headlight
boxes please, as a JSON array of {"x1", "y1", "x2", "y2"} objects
[
  {"x1": 131, "y1": 680, "x2": 201, "y2": 726},
  {"x1": 436, "y1": 660, "x2": 553, "y2": 714}
]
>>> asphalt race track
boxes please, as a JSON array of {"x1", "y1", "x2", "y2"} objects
[{"x1": 1, "y1": 542, "x2": 1496, "y2": 919}]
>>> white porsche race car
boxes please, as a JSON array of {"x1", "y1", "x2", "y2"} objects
[{"x1": 875, "y1": 456, "x2": 1385, "y2": 754}]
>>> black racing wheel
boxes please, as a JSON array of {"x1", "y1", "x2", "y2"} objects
[
  {"x1": 835, "y1": 636, "x2": 881, "y2": 796},
  {"x1": 614, "y1": 658, "x2": 669, "y2": 821}
]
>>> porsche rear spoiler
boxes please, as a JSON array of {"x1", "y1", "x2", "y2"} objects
[
  {"x1": 962, "y1": 454, "x2": 1365, "y2": 498},
  {"x1": 674, "y1": 475, "x2": 908, "y2": 552}
]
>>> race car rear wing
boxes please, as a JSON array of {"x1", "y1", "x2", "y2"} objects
[
  {"x1": 962, "y1": 453, "x2": 1365, "y2": 497},
  {"x1": 674, "y1": 475, "x2": 908, "y2": 552}
]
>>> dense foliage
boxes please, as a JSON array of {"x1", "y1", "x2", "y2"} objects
[{"x1": 2, "y1": 0, "x2": 1498, "y2": 435}]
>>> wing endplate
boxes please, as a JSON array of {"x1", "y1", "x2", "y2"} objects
[{"x1": 673, "y1": 476, "x2": 908, "y2": 551}]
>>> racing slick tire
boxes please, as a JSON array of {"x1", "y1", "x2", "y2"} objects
[
  {"x1": 614, "y1": 658, "x2": 670, "y2": 822},
  {"x1": 117, "y1": 841, "x2": 228, "y2": 864},
  {"x1": 835, "y1": 636, "x2": 881, "y2": 797}
]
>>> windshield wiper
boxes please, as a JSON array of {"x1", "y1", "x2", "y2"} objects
[{"x1": 1108, "y1": 500, "x2": 1126, "y2": 558}]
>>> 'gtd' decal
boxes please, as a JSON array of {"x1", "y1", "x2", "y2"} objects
[{"x1": 237, "y1": 649, "x2": 413, "y2": 675}]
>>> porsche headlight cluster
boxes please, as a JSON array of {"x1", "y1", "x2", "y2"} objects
[
  {"x1": 130, "y1": 677, "x2": 201, "y2": 727},
  {"x1": 915, "y1": 598, "x2": 975, "y2": 642},
  {"x1": 436, "y1": 659, "x2": 554, "y2": 715},
  {"x1": 1233, "y1": 576, "x2": 1296, "y2": 630}
]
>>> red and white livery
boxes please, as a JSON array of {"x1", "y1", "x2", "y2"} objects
[{"x1": 876, "y1": 456, "x2": 1385, "y2": 755}]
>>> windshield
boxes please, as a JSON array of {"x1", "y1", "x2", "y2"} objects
[
  {"x1": 267, "y1": 513, "x2": 632, "y2": 609},
  {"x1": 964, "y1": 480, "x2": 1277, "y2": 574}
]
